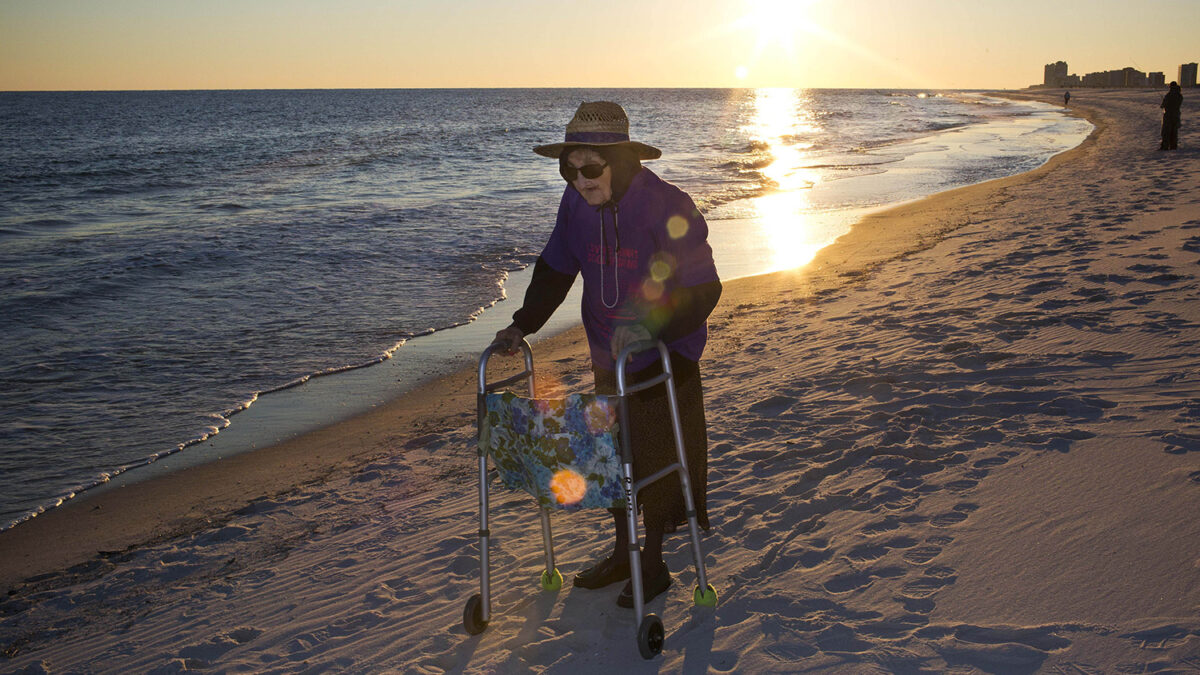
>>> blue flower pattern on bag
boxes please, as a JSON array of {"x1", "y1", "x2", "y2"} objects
[{"x1": 480, "y1": 392, "x2": 626, "y2": 510}]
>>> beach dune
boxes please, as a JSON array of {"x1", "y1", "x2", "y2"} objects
[{"x1": 2, "y1": 89, "x2": 1198, "y2": 672}]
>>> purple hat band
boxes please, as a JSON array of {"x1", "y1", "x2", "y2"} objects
[{"x1": 564, "y1": 131, "x2": 630, "y2": 144}]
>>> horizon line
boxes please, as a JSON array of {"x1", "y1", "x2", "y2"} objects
[{"x1": 1, "y1": 85, "x2": 1023, "y2": 94}]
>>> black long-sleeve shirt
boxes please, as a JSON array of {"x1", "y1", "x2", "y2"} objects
[{"x1": 511, "y1": 256, "x2": 722, "y2": 344}]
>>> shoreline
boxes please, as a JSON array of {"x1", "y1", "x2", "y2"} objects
[{"x1": 0, "y1": 89, "x2": 1099, "y2": 591}]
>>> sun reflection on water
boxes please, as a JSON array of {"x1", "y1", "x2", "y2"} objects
[{"x1": 745, "y1": 88, "x2": 825, "y2": 271}]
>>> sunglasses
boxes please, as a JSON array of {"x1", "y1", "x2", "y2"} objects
[{"x1": 560, "y1": 162, "x2": 608, "y2": 182}]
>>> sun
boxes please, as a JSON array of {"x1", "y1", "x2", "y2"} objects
[{"x1": 738, "y1": 0, "x2": 820, "y2": 57}]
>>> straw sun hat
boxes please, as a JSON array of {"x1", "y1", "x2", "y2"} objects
[{"x1": 533, "y1": 101, "x2": 662, "y2": 160}]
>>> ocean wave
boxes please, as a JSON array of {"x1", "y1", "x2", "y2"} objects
[
  {"x1": 0, "y1": 218, "x2": 76, "y2": 238},
  {"x1": 717, "y1": 157, "x2": 773, "y2": 172},
  {"x1": 734, "y1": 140, "x2": 772, "y2": 153},
  {"x1": 694, "y1": 183, "x2": 773, "y2": 211},
  {"x1": 197, "y1": 202, "x2": 251, "y2": 211},
  {"x1": 800, "y1": 157, "x2": 905, "y2": 170}
]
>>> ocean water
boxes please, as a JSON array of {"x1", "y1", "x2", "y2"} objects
[{"x1": 0, "y1": 88, "x2": 1091, "y2": 528}]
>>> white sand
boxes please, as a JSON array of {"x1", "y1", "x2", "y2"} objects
[{"x1": 2, "y1": 89, "x2": 1198, "y2": 673}]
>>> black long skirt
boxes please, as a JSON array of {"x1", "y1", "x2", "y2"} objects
[{"x1": 593, "y1": 352, "x2": 710, "y2": 532}]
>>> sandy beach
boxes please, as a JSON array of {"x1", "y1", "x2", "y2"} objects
[{"x1": 2, "y1": 88, "x2": 1198, "y2": 672}]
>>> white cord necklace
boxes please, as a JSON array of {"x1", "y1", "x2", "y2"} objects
[{"x1": 599, "y1": 205, "x2": 620, "y2": 309}]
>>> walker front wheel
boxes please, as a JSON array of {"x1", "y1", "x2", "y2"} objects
[
  {"x1": 463, "y1": 594, "x2": 488, "y2": 635},
  {"x1": 636, "y1": 614, "x2": 665, "y2": 659}
]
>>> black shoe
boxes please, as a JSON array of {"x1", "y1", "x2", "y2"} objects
[
  {"x1": 616, "y1": 565, "x2": 672, "y2": 608},
  {"x1": 574, "y1": 555, "x2": 631, "y2": 589}
]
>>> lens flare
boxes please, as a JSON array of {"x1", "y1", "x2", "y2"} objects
[
  {"x1": 650, "y1": 259, "x2": 672, "y2": 282},
  {"x1": 550, "y1": 469, "x2": 587, "y2": 505},
  {"x1": 642, "y1": 278, "x2": 665, "y2": 302},
  {"x1": 667, "y1": 215, "x2": 689, "y2": 239}
]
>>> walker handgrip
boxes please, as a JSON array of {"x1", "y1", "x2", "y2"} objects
[
  {"x1": 615, "y1": 340, "x2": 672, "y2": 396},
  {"x1": 482, "y1": 339, "x2": 532, "y2": 362},
  {"x1": 623, "y1": 339, "x2": 660, "y2": 356},
  {"x1": 479, "y1": 338, "x2": 536, "y2": 395},
  {"x1": 484, "y1": 371, "x2": 534, "y2": 393}
]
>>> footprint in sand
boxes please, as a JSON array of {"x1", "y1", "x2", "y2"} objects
[
  {"x1": 945, "y1": 478, "x2": 979, "y2": 492},
  {"x1": 172, "y1": 627, "x2": 263, "y2": 669},
  {"x1": 1157, "y1": 431, "x2": 1200, "y2": 454},
  {"x1": 845, "y1": 544, "x2": 890, "y2": 563},
  {"x1": 1126, "y1": 263, "x2": 1191, "y2": 286},
  {"x1": 823, "y1": 566, "x2": 907, "y2": 594},
  {"x1": 931, "y1": 503, "x2": 978, "y2": 528},
  {"x1": 973, "y1": 456, "x2": 1010, "y2": 469},
  {"x1": 898, "y1": 596, "x2": 937, "y2": 614},
  {"x1": 1126, "y1": 263, "x2": 1172, "y2": 274},
  {"x1": 902, "y1": 535, "x2": 950, "y2": 566},
  {"x1": 192, "y1": 524, "x2": 254, "y2": 547},
  {"x1": 1020, "y1": 279, "x2": 1066, "y2": 296},
  {"x1": 844, "y1": 536, "x2": 918, "y2": 563},
  {"x1": 1084, "y1": 273, "x2": 1134, "y2": 285},
  {"x1": 1052, "y1": 661, "x2": 1104, "y2": 674},
  {"x1": 1077, "y1": 350, "x2": 1133, "y2": 365},
  {"x1": 1120, "y1": 624, "x2": 1194, "y2": 650},
  {"x1": 799, "y1": 546, "x2": 835, "y2": 568},
  {"x1": 1122, "y1": 290, "x2": 1156, "y2": 306},
  {"x1": 954, "y1": 625, "x2": 1071, "y2": 652},
  {"x1": 1071, "y1": 287, "x2": 1111, "y2": 303},
  {"x1": 903, "y1": 545, "x2": 945, "y2": 565},
  {"x1": 861, "y1": 515, "x2": 906, "y2": 535},
  {"x1": 748, "y1": 395, "x2": 797, "y2": 417},
  {"x1": 901, "y1": 566, "x2": 958, "y2": 598}
]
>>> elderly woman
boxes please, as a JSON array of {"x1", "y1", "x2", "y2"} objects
[{"x1": 493, "y1": 101, "x2": 721, "y2": 607}]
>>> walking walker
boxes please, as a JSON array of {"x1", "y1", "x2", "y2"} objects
[{"x1": 462, "y1": 338, "x2": 717, "y2": 659}]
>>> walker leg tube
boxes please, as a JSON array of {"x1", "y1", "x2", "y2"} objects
[
  {"x1": 616, "y1": 391, "x2": 650, "y2": 626},
  {"x1": 538, "y1": 508, "x2": 561, "y2": 590},
  {"x1": 539, "y1": 509, "x2": 555, "y2": 571},
  {"x1": 471, "y1": 338, "x2": 539, "y2": 629},
  {"x1": 624, "y1": 460, "x2": 645, "y2": 620},
  {"x1": 477, "y1": 451, "x2": 492, "y2": 622},
  {"x1": 661, "y1": 350, "x2": 709, "y2": 595}
]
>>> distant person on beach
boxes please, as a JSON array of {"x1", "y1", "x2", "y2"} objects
[
  {"x1": 1064, "y1": 91, "x2": 1070, "y2": 106},
  {"x1": 1161, "y1": 82, "x2": 1183, "y2": 151},
  {"x1": 493, "y1": 101, "x2": 721, "y2": 607}
]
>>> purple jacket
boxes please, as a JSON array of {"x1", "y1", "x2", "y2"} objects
[{"x1": 541, "y1": 168, "x2": 719, "y2": 372}]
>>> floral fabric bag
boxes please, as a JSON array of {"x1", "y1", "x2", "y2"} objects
[{"x1": 480, "y1": 391, "x2": 626, "y2": 510}]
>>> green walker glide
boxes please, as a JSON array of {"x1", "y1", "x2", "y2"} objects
[{"x1": 463, "y1": 337, "x2": 716, "y2": 660}]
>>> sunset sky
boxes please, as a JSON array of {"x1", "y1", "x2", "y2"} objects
[{"x1": 1, "y1": 0, "x2": 1197, "y2": 91}]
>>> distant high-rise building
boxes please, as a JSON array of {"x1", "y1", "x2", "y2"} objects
[
  {"x1": 1180, "y1": 63, "x2": 1198, "y2": 87},
  {"x1": 1150, "y1": 72, "x2": 1165, "y2": 87},
  {"x1": 1122, "y1": 68, "x2": 1148, "y2": 88},
  {"x1": 1044, "y1": 61, "x2": 1068, "y2": 87},
  {"x1": 1078, "y1": 67, "x2": 1155, "y2": 88}
]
